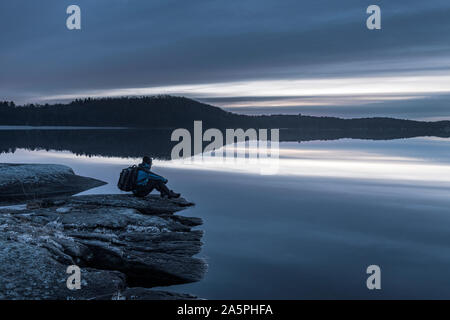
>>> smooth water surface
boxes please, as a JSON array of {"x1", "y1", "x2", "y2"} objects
[{"x1": 1, "y1": 137, "x2": 450, "y2": 299}]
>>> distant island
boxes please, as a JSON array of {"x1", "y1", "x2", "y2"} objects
[{"x1": 1, "y1": 96, "x2": 449, "y2": 136}]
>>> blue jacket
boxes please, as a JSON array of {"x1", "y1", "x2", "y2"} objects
[{"x1": 136, "y1": 163, "x2": 167, "y2": 186}]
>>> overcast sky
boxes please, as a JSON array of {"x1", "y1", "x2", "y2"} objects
[{"x1": 1, "y1": 0, "x2": 450, "y2": 119}]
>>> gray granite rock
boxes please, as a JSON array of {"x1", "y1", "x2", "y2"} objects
[
  {"x1": 0, "y1": 163, "x2": 106, "y2": 204},
  {"x1": 0, "y1": 194, "x2": 206, "y2": 300}
]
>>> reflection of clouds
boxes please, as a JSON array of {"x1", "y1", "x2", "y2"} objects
[
  {"x1": 3, "y1": 141, "x2": 450, "y2": 186},
  {"x1": 277, "y1": 148, "x2": 421, "y2": 162},
  {"x1": 0, "y1": 149, "x2": 140, "y2": 165},
  {"x1": 420, "y1": 137, "x2": 450, "y2": 142},
  {"x1": 159, "y1": 143, "x2": 450, "y2": 186}
]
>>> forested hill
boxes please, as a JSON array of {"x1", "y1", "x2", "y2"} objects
[
  {"x1": 0, "y1": 96, "x2": 449, "y2": 135},
  {"x1": 0, "y1": 96, "x2": 237, "y2": 128}
]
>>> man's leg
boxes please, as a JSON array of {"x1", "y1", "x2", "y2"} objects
[
  {"x1": 153, "y1": 180, "x2": 180, "y2": 199},
  {"x1": 133, "y1": 182, "x2": 156, "y2": 197},
  {"x1": 153, "y1": 180, "x2": 171, "y2": 197}
]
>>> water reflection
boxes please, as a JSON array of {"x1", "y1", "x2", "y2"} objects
[
  {"x1": 160, "y1": 139, "x2": 450, "y2": 186},
  {"x1": 1, "y1": 137, "x2": 450, "y2": 298},
  {"x1": 0, "y1": 127, "x2": 446, "y2": 160},
  {"x1": 2, "y1": 132, "x2": 450, "y2": 187}
]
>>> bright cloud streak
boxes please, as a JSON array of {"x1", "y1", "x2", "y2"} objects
[
  {"x1": 39, "y1": 74, "x2": 450, "y2": 104},
  {"x1": 220, "y1": 95, "x2": 426, "y2": 108}
]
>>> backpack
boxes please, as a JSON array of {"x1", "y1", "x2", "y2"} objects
[{"x1": 117, "y1": 165, "x2": 140, "y2": 191}]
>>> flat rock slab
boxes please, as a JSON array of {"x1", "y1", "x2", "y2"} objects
[
  {"x1": 0, "y1": 164, "x2": 106, "y2": 204},
  {"x1": 69, "y1": 194, "x2": 195, "y2": 214},
  {"x1": 0, "y1": 194, "x2": 206, "y2": 300}
]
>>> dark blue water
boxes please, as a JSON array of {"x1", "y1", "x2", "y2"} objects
[{"x1": 2, "y1": 137, "x2": 450, "y2": 299}]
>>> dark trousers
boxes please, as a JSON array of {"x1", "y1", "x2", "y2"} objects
[{"x1": 133, "y1": 180, "x2": 170, "y2": 197}]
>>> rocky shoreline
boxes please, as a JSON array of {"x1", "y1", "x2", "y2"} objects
[
  {"x1": 0, "y1": 163, "x2": 106, "y2": 204},
  {"x1": 0, "y1": 164, "x2": 206, "y2": 300}
]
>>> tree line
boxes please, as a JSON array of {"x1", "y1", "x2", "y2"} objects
[{"x1": 0, "y1": 96, "x2": 449, "y2": 134}]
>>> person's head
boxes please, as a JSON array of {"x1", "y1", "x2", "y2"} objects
[{"x1": 142, "y1": 156, "x2": 152, "y2": 167}]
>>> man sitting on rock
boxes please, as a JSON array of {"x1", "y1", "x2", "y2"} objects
[{"x1": 133, "y1": 156, "x2": 180, "y2": 199}]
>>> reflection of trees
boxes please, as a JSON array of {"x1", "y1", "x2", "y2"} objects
[
  {"x1": 0, "y1": 129, "x2": 176, "y2": 159},
  {"x1": 0, "y1": 128, "x2": 448, "y2": 159}
]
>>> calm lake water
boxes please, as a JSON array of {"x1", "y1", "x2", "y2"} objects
[{"x1": 1, "y1": 135, "x2": 450, "y2": 299}]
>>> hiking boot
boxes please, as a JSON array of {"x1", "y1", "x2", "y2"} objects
[{"x1": 168, "y1": 190, "x2": 180, "y2": 199}]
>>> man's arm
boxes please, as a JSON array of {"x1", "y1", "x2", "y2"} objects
[{"x1": 147, "y1": 170, "x2": 168, "y2": 183}]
